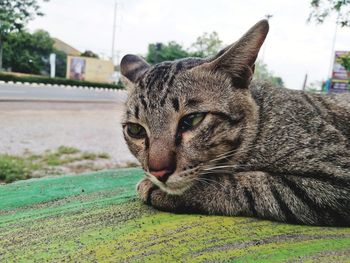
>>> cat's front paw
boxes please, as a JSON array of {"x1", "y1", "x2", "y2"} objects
[{"x1": 136, "y1": 178, "x2": 158, "y2": 204}]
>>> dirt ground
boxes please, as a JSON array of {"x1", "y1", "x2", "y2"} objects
[{"x1": 0, "y1": 100, "x2": 137, "y2": 168}]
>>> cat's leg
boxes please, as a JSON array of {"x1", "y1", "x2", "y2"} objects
[
  {"x1": 137, "y1": 178, "x2": 192, "y2": 212},
  {"x1": 136, "y1": 175, "x2": 250, "y2": 215},
  {"x1": 137, "y1": 170, "x2": 350, "y2": 226}
]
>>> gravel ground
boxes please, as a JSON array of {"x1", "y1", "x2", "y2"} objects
[{"x1": 0, "y1": 100, "x2": 137, "y2": 167}]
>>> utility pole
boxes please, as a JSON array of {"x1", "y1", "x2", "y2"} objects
[
  {"x1": 111, "y1": 1, "x2": 118, "y2": 64},
  {"x1": 302, "y1": 73, "x2": 308, "y2": 91},
  {"x1": 260, "y1": 14, "x2": 273, "y2": 62},
  {"x1": 328, "y1": 14, "x2": 339, "y2": 78}
]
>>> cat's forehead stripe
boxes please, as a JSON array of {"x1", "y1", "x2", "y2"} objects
[
  {"x1": 134, "y1": 105, "x2": 139, "y2": 119},
  {"x1": 171, "y1": 98, "x2": 180, "y2": 112},
  {"x1": 132, "y1": 58, "x2": 206, "y2": 116}
]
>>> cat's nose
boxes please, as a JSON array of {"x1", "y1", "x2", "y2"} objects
[
  {"x1": 148, "y1": 149, "x2": 176, "y2": 183},
  {"x1": 150, "y1": 169, "x2": 173, "y2": 182},
  {"x1": 149, "y1": 161, "x2": 176, "y2": 183}
]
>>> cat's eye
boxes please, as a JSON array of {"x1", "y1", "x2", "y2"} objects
[
  {"x1": 178, "y1": 113, "x2": 206, "y2": 133},
  {"x1": 126, "y1": 123, "x2": 147, "y2": 139}
]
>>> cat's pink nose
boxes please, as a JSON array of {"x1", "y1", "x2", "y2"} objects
[
  {"x1": 148, "y1": 138, "x2": 176, "y2": 182},
  {"x1": 151, "y1": 170, "x2": 168, "y2": 178},
  {"x1": 149, "y1": 168, "x2": 174, "y2": 183}
]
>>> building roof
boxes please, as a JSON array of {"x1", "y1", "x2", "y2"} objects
[{"x1": 53, "y1": 38, "x2": 81, "y2": 56}]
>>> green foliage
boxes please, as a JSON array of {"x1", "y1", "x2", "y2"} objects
[
  {"x1": 0, "y1": 155, "x2": 29, "y2": 183},
  {"x1": 190, "y1": 31, "x2": 223, "y2": 57},
  {"x1": 254, "y1": 61, "x2": 284, "y2": 88},
  {"x1": 0, "y1": 146, "x2": 112, "y2": 184},
  {"x1": 97, "y1": 153, "x2": 110, "y2": 159},
  {"x1": 145, "y1": 31, "x2": 223, "y2": 64},
  {"x1": 146, "y1": 41, "x2": 190, "y2": 64},
  {"x1": 0, "y1": 0, "x2": 48, "y2": 37},
  {"x1": 81, "y1": 50, "x2": 99, "y2": 58},
  {"x1": 53, "y1": 49, "x2": 67, "y2": 78},
  {"x1": 81, "y1": 152, "x2": 98, "y2": 160},
  {"x1": 0, "y1": 72, "x2": 124, "y2": 89},
  {"x1": 57, "y1": 146, "x2": 80, "y2": 155},
  {"x1": 0, "y1": 0, "x2": 49, "y2": 69},
  {"x1": 3, "y1": 30, "x2": 54, "y2": 74},
  {"x1": 144, "y1": 33, "x2": 284, "y2": 86},
  {"x1": 308, "y1": 0, "x2": 350, "y2": 27},
  {"x1": 337, "y1": 52, "x2": 350, "y2": 71}
]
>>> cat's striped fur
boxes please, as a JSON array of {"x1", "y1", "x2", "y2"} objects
[{"x1": 121, "y1": 20, "x2": 350, "y2": 226}]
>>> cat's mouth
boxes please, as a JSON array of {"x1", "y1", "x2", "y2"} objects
[{"x1": 146, "y1": 172, "x2": 195, "y2": 195}]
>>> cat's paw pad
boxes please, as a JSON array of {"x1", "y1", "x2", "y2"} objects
[{"x1": 136, "y1": 178, "x2": 157, "y2": 204}]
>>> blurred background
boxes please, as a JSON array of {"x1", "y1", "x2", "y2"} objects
[{"x1": 0, "y1": 0, "x2": 349, "y2": 183}]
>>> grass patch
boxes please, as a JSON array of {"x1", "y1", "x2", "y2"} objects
[
  {"x1": 123, "y1": 161, "x2": 140, "y2": 168},
  {"x1": 57, "y1": 146, "x2": 80, "y2": 155},
  {"x1": 97, "y1": 153, "x2": 110, "y2": 159},
  {"x1": 0, "y1": 146, "x2": 111, "y2": 184},
  {"x1": 0, "y1": 155, "x2": 34, "y2": 183},
  {"x1": 81, "y1": 152, "x2": 98, "y2": 160}
]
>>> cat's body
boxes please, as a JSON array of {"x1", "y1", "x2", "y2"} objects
[{"x1": 121, "y1": 20, "x2": 350, "y2": 226}]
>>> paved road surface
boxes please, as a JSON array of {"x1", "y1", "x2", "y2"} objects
[
  {"x1": 0, "y1": 82, "x2": 127, "y2": 102},
  {"x1": 0, "y1": 83, "x2": 136, "y2": 165}
]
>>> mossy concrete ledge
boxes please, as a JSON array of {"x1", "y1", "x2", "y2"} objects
[{"x1": 0, "y1": 168, "x2": 349, "y2": 262}]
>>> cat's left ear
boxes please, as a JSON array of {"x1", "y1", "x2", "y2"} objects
[
  {"x1": 201, "y1": 19, "x2": 269, "y2": 89},
  {"x1": 120, "y1": 54, "x2": 150, "y2": 86}
]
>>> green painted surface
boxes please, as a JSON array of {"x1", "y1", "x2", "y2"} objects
[{"x1": 0, "y1": 168, "x2": 349, "y2": 262}]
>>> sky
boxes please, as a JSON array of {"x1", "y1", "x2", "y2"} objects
[{"x1": 28, "y1": 0, "x2": 350, "y2": 90}]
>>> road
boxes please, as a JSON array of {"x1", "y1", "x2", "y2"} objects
[
  {"x1": 0, "y1": 82, "x2": 136, "y2": 166},
  {"x1": 0, "y1": 82, "x2": 127, "y2": 102}
]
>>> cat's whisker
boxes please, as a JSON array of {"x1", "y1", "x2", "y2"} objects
[
  {"x1": 177, "y1": 167, "x2": 200, "y2": 177},
  {"x1": 202, "y1": 164, "x2": 250, "y2": 171},
  {"x1": 197, "y1": 177, "x2": 226, "y2": 190},
  {"x1": 209, "y1": 151, "x2": 239, "y2": 162},
  {"x1": 191, "y1": 177, "x2": 225, "y2": 191}
]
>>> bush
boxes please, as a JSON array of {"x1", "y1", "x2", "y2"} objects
[
  {"x1": 0, "y1": 155, "x2": 29, "y2": 183},
  {"x1": 0, "y1": 73, "x2": 124, "y2": 90}
]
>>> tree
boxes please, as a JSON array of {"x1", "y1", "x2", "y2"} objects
[
  {"x1": 81, "y1": 50, "x2": 99, "y2": 58},
  {"x1": 254, "y1": 61, "x2": 284, "y2": 88},
  {"x1": 0, "y1": 0, "x2": 48, "y2": 69},
  {"x1": 52, "y1": 49, "x2": 67, "y2": 78},
  {"x1": 190, "y1": 31, "x2": 223, "y2": 57},
  {"x1": 145, "y1": 41, "x2": 190, "y2": 64},
  {"x1": 308, "y1": 0, "x2": 350, "y2": 27},
  {"x1": 3, "y1": 30, "x2": 54, "y2": 74},
  {"x1": 144, "y1": 34, "x2": 284, "y2": 87},
  {"x1": 337, "y1": 52, "x2": 350, "y2": 71}
]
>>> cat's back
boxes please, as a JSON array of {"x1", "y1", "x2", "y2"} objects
[
  {"x1": 324, "y1": 92, "x2": 350, "y2": 109},
  {"x1": 251, "y1": 82, "x2": 350, "y2": 142}
]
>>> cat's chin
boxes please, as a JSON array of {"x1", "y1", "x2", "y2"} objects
[{"x1": 149, "y1": 176, "x2": 193, "y2": 195}]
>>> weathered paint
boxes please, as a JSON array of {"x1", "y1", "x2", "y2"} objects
[{"x1": 0, "y1": 168, "x2": 349, "y2": 262}]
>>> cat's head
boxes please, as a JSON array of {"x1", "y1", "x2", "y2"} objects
[{"x1": 121, "y1": 20, "x2": 269, "y2": 194}]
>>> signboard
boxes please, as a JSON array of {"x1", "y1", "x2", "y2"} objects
[
  {"x1": 66, "y1": 56, "x2": 114, "y2": 83},
  {"x1": 69, "y1": 57, "x2": 86, "y2": 81},
  {"x1": 329, "y1": 51, "x2": 350, "y2": 93}
]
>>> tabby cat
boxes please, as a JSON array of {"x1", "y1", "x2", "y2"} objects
[{"x1": 120, "y1": 20, "x2": 350, "y2": 226}]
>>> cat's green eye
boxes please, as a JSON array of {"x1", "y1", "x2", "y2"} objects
[
  {"x1": 126, "y1": 123, "x2": 147, "y2": 139},
  {"x1": 178, "y1": 113, "x2": 206, "y2": 132}
]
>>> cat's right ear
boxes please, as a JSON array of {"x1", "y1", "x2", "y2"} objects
[
  {"x1": 120, "y1": 54, "x2": 150, "y2": 87},
  {"x1": 199, "y1": 20, "x2": 269, "y2": 89}
]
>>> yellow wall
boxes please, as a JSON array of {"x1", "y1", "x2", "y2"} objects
[{"x1": 66, "y1": 56, "x2": 114, "y2": 83}]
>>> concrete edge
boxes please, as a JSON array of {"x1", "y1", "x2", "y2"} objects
[{"x1": 0, "y1": 80, "x2": 125, "y2": 93}]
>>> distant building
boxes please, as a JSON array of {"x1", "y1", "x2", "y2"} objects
[
  {"x1": 67, "y1": 56, "x2": 114, "y2": 84},
  {"x1": 53, "y1": 38, "x2": 114, "y2": 84}
]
